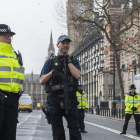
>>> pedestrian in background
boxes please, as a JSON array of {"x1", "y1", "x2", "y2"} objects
[
  {"x1": 0, "y1": 24, "x2": 25, "y2": 140},
  {"x1": 120, "y1": 84, "x2": 140, "y2": 135},
  {"x1": 76, "y1": 83, "x2": 88, "y2": 133}
]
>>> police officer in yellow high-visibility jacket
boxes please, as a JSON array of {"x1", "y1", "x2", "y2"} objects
[
  {"x1": 120, "y1": 84, "x2": 140, "y2": 135},
  {"x1": 0, "y1": 24, "x2": 25, "y2": 140},
  {"x1": 76, "y1": 84, "x2": 88, "y2": 133}
]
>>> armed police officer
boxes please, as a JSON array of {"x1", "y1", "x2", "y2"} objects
[
  {"x1": 76, "y1": 83, "x2": 88, "y2": 133},
  {"x1": 120, "y1": 84, "x2": 140, "y2": 135},
  {"x1": 0, "y1": 24, "x2": 25, "y2": 140},
  {"x1": 40, "y1": 35, "x2": 82, "y2": 140}
]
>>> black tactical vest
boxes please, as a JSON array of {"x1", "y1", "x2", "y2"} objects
[{"x1": 45, "y1": 55, "x2": 78, "y2": 97}]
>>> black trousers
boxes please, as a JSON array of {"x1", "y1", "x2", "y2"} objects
[
  {"x1": 78, "y1": 109, "x2": 85, "y2": 130},
  {"x1": 0, "y1": 93, "x2": 18, "y2": 140},
  {"x1": 48, "y1": 98, "x2": 82, "y2": 140},
  {"x1": 122, "y1": 113, "x2": 139, "y2": 133}
]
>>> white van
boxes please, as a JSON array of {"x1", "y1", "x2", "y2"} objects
[
  {"x1": 19, "y1": 94, "x2": 32, "y2": 113},
  {"x1": 134, "y1": 74, "x2": 140, "y2": 94}
]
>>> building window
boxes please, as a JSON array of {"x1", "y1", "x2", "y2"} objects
[
  {"x1": 96, "y1": 44, "x2": 98, "y2": 51},
  {"x1": 83, "y1": 53, "x2": 85, "y2": 59},
  {"x1": 128, "y1": 71, "x2": 131, "y2": 81},
  {"x1": 101, "y1": 63, "x2": 104, "y2": 68},
  {"x1": 85, "y1": 51, "x2": 88, "y2": 58},
  {"x1": 120, "y1": 52, "x2": 122, "y2": 68},
  {"x1": 124, "y1": 32, "x2": 127, "y2": 41},
  {"x1": 134, "y1": 19, "x2": 138, "y2": 35},
  {"x1": 129, "y1": 27, "x2": 132, "y2": 38},
  {"x1": 100, "y1": 55, "x2": 104, "y2": 61},
  {"x1": 125, "y1": 52, "x2": 127, "y2": 68},
  {"x1": 135, "y1": 46, "x2": 139, "y2": 64},
  {"x1": 109, "y1": 89, "x2": 113, "y2": 96},
  {"x1": 107, "y1": 75, "x2": 110, "y2": 83},
  {"x1": 105, "y1": 55, "x2": 108, "y2": 70},
  {"x1": 129, "y1": 52, "x2": 133, "y2": 65},
  {"x1": 96, "y1": 56, "x2": 99, "y2": 63},
  {"x1": 122, "y1": 73, "x2": 124, "y2": 81}
]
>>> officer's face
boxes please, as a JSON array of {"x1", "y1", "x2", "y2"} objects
[
  {"x1": 131, "y1": 89, "x2": 135, "y2": 93},
  {"x1": 57, "y1": 40, "x2": 70, "y2": 55},
  {"x1": 0, "y1": 33, "x2": 12, "y2": 44},
  {"x1": 78, "y1": 86, "x2": 81, "y2": 90}
]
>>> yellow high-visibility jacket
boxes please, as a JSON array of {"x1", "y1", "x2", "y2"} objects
[
  {"x1": 76, "y1": 90, "x2": 88, "y2": 109},
  {"x1": 125, "y1": 92, "x2": 140, "y2": 114},
  {"x1": 0, "y1": 42, "x2": 25, "y2": 93}
]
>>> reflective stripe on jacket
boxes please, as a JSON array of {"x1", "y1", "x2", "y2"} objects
[
  {"x1": 0, "y1": 42, "x2": 25, "y2": 93},
  {"x1": 125, "y1": 92, "x2": 140, "y2": 114},
  {"x1": 76, "y1": 90, "x2": 88, "y2": 109}
]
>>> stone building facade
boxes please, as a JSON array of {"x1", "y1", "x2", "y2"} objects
[
  {"x1": 22, "y1": 32, "x2": 55, "y2": 109},
  {"x1": 22, "y1": 73, "x2": 47, "y2": 109},
  {"x1": 119, "y1": 8, "x2": 140, "y2": 93},
  {"x1": 72, "y1": 24, "x2": 106, "y2": 108}
]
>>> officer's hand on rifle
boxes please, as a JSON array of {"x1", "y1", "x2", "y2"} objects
[
  {"x1": 52, "y1": 70, "x2": 62, "y2": 82},
  {"x1": 131, "y1": 107, "x2": 137, "y2": 111},
  {"x1": 67, "y1": 55, "x2": 73, "y2": 64}
]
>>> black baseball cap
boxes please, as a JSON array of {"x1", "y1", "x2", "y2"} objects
[
  {"x1": 57, "y1": 35, "x2": 71, "y2": 44},
  {"x1": 0, "y1": 24, "x2": 15, "y2": 35}
]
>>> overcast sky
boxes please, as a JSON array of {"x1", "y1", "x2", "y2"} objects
[{"x1": 1, "y1": 0, "x2": 67, "y2": 74}]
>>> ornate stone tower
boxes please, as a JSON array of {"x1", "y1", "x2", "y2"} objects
[
  {"x1": 66, "y1": 0, "x2": 94, "y2": 54},
  {"x1": 48, "y1": 31, "x2": 55, "y2": 58}
]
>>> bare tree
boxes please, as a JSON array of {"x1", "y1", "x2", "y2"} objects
[
  {"x1": 54, "y1": 0, "x2": 140, "y2": 109},
  {"x1": 71, "y1": 0, "x2": 140, "y2": 108}
]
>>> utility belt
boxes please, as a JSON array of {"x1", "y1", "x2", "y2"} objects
[
  {"x1": 0, "y1": 89, "x2": 19, "y2": 97},
  {"x1": 46, "y1": 84, "x2": 64, "y2": 93},
  {"x1": 46, "y1": 84, "x2": 73, "y2": 93},
  {"x1": 47, "y1": 91, "x2": 64, "y2": 98}
]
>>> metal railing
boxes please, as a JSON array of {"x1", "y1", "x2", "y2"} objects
[{"x1": 88, "y1": 107, "x2": 124, "y2": 119}]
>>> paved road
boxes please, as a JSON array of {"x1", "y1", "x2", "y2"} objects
[{"x1": 16, "y1": 110, "x2": 140, "y2": 140}]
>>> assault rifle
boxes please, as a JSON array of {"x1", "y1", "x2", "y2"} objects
[{"x1": 63, "y1": 58, "x2": 71, "y2": 113}]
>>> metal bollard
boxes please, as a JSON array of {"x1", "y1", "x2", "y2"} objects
[
  {"x1": 107, "y1": 108, "x2": 108, "y2": 117},
  {"x1": 105, "y1": 108, "x2": 106, "y2": 116},
  {"x1": 113, "y1": 108, "x2": 115, "y2": 118},
  {"x1": 116, "y1": 109, "x2": 118, "y2": 118},
  {"x1": 119, "y1": 109, "x2": 121, "y2": 119},
  {"x1": 109, "y1": 108, "x2": 110, "y2": 117},
  {"x1": 122, "y1": 109, "x2": 124, "y2": 119}
]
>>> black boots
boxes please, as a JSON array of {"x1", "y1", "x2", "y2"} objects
[
  {"x1": 81, "y1": 130, "x2": 88, "y2": 133},
  {"x1": 120, "y1": 132, "x2": 126, "y2": 135}
]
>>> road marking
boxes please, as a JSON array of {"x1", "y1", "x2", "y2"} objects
[
  {"x1": 17, "y1": 114, "x2": 32, "y2": 128},
  {"x1": 85, "y1": 121, "x2": 140, "y2": 140}
]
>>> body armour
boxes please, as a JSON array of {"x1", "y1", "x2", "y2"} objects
[{"x1": 45, "y1": 55, "x2": 78, "y2": 97}]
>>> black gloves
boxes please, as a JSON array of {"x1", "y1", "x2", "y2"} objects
[
  {"x1": 131, "y1": 107, "x2": 137, "y2": 111},
  {"x1": 67, "y1": 55, "x2": 73, "y2": 64},
  {"x1": 52, "y1": 70, "x2": 62, "y2": 82}
]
